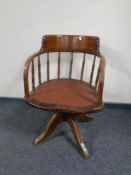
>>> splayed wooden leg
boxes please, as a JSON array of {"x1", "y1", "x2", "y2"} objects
[
  {"x1": 33, "y1": 112, "x2": 63, "y2": 145},
  {"x1": 67, "y1": 114, "x2": 89, "y2": 160},
  {"x1": 33, "y1": 112, "x2": 90, "y2": 159},
  {"x1": 77, "y1": 113, "x2": 94, "y2": 122}
]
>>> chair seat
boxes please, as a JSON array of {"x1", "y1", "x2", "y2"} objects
[{"x1": 27, "y1": 79, "x2": 101, "y2": 113}]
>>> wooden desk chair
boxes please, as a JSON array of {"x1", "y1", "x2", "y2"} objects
[{"x1": 24, "y1": 35, "x2": 106, "y2": 159}]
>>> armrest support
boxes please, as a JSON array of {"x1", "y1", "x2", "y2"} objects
[
  {"x1": 97, "y1": 52, "x2": 106, "y2": 104},
  {"x1": 23, "y1": 51, "x2": 40, "y2": 98}
]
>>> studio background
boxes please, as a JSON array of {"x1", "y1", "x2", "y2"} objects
[{"x1": 0, "y1": 0, "x2": 131, "y2": 103}]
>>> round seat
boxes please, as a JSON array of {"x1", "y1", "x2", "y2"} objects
[{"x1": 26, "y1": 79, "x2": 101, "y2": 113}]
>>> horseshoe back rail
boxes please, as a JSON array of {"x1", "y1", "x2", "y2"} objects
[{"x1": 24, "y1": 35, "x2": 106, "y2": 106}]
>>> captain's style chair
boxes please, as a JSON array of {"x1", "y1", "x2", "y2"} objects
[{"x1": 24, "y1": 35, "x2": 106, "y2": 159}]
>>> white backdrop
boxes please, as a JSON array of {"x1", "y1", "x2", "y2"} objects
[{"x1": 0, "y1": 0, "x2": 131, "y2": 103}]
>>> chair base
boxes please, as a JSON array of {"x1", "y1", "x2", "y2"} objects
[{"x1": 33, "y1": 112, "x2": 94, "y2": 160}]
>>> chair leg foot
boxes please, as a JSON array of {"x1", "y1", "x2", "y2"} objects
[
  {"x1": 77, "y1": 113, "x2": 94, "y2": 122},
  {"x1": 33, "y1": 112, "x2": 63, "y2": 145},
  {"x1": 67, "y1": 114, "x2": 89, "y2": 160}
]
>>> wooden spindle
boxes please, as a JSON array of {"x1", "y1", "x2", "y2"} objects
[
  {"x1": 89, "y1": 55, "x2": 96, "y2": 85},
  {"x1": 38, "y1": 55, "x2": 41, "y2": 85},
  {"x1": 95, "y1": 61, "x2": 101, "y2": 89},
  {"x1": 80, "y1": 53, "x2": 86, "y2": 81},
  {"x1": 58, "y1": 52, "x2": 61, "y2": 79},
  {"x1": 69, "y1": 52, "x2": 73, "y2": 79},
  {"x1": 32, "y1": 59, "x2": 35, "y2": 90},
  {"x1": 47, "y1": 53, "x2": 50, "y2": 81}
]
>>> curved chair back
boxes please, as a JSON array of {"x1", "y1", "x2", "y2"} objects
[
  {"x1": 41, "y1": 35, "x2": 99, "y2": 55},
  {"x1": 24, "y1": 35, "x2": 106, "y2": 104}
]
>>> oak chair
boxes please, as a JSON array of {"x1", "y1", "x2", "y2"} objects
[{"x1": 24, "y1": 35, "x2": 106, "y2": 159}]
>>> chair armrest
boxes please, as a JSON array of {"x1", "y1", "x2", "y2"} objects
[
  {"x1": 23, "y1": 51, "x2": 40, "y2": 98},
  {"x1": 97, "y1": 52, "x2": 106, "y2": 104}
]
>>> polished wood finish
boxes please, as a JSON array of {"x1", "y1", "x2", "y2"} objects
[
  {"x1": 33, "y1": 112, "x2": 63, "y2": 145},
  {"x1": 80, "y1": 53, "x2": 86, "y2": 81},
  {"x1": 90, "y1": 55, "x2": 96, "y2": 85},
  {"x1": 77, "y1": 113, "x2": 94, "y2": 122},
  {"x1": 47, "y1": 53, "x2": 50, "y2": 81},
  {"x1": 31, "y1": 59, "x2": 35, "y2": 91},
  {"x1": 23, "y1": 35, "x2": 106, "y2": 159},
  {"x1": 34, "y1": 112, "x2": 89, "y2": 159},
  {"x1": 58, "y1": 52, "x2": 61, "y2": 79},
  {"x1": 29, "y1": 79, "x2": 99, "y2": 113},
  {"x1": 69, "y1": 52, "x2": 73, "y2": 79},
  {"x1": 67, "y1": 114, "x2": 89, "y2": 159},
  {"x1": 41, "y1": 35, "x2": 99, "y2": 55},
  {"x1": 24, "y1": 35, "x2": 106, "y2": 110},
  {"x1": 38, "y1": 55, "x2": 41, "y2": 85}
]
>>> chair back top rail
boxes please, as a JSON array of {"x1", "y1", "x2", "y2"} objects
[{"x1": 40, "y1": 35, "x2": 100, "y2": 55}]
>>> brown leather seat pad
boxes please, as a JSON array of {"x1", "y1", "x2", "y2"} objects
[{"x1": 30, "y1": 79, "x2": 98, "y2": 110}]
